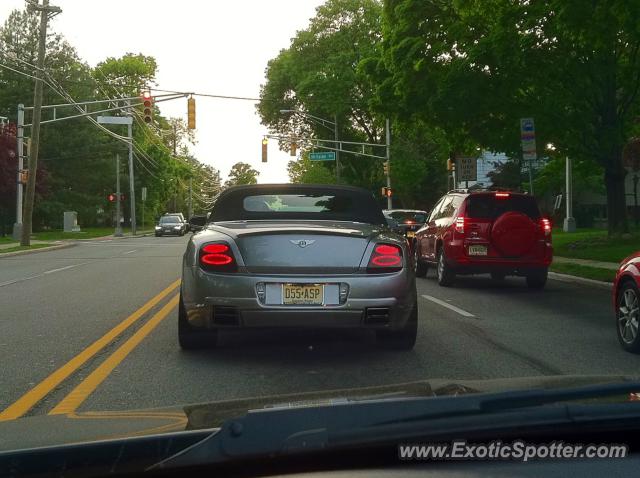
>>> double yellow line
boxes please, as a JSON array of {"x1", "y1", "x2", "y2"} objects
[{"x1": 0, "y1": 279, "x2": 181, "y2": 422}]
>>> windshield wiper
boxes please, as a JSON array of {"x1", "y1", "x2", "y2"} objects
[{"x1": 153, "y1": 380, "x2": 640, "y2": 470}]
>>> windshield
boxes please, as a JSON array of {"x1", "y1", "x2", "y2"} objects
[
  {"x1": 386, "y1": 211, "x2": 427, "y2": 223},
  {"x1": 1, "y1": 0, "x2": 639, "y2": 473},
  {"x1": 466, "y1": 195, "x2": 541, "y2": 220}
]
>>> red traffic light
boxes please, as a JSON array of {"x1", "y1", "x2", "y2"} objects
[
  {"x1": 108, "y1": 193, "x2": 116, "y2": 202},
  {"x1": 141, "y1": 91, "x2": 153, "y2": 124}
]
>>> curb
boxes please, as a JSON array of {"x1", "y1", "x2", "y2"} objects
[
  {"x1": 0, "y1": 242, "x2": 77, "y2": 258},
  {"x1": 548, "y1": 271, "x2": 613, "y2": 290}
]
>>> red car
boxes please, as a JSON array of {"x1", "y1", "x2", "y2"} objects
[
  {"x1": 613, "y1": 252, "x2": 640, "y2": 353},
  {"x1": 413, "y1": 189, "x2": 552, "y2": 288}
]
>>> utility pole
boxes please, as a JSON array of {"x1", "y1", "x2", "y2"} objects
[
  {"x1": 334, "y1": 114, "x2": 340, "y2": 183},
  {"x1": 385, "y1": 118, "x2": 392, "y2": 209},
  {"x1": 12, "y1": 104, "x2": 24, "y2": 240},
  {"x1": 563, "y1": 156, "x2": 576, "y2": 232},
  {"x1": 21, "y1": 0, "x2": 61, "y2": 246},
  {"x1": 115, "y1": 154, "x2": 123, "y2": 237},
  {"x1": 172, "y1": 122, "x2": 177, "y2": 156},
  {"x1": 127, "y1": 100, "x2": 137, "y2": 235}
]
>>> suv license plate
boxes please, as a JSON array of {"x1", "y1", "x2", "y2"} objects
[
  {"x1": 283, "y1": 284, "x2": 324, "y2": 305},
  {"x1": 468, "y1": 245, "x2": 488, "y2": 256},
  {"x1": 406, "y1": 231, "x2": 416, "y2": 238}
]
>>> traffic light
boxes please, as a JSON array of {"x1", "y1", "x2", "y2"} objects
[
  {"x1": 381, "y1": 187, "x2": 392, "y2": 198},
  {"x1": 262, "y1": 138, "x2": 268, "y2": 162},
  {"x1": 447, "y1": 158, "x2": 455, "y2": 171},
  {"x1": 142, "y1": 91, "x2": 153, "y2": 124},
  {"x1": 108, "y1": 193, "x2": 116, "y2": 202},
  {"x1": 19, "y1": 169, "x2": 28, "y2": 185},
  {"x1": 187, "y1": 97, "x2": 196, "y2": 129},
  {"x1": 290, "y1": 142, "x2": 297, "y2": 156},
  {"x1": 383, "y1": 161, "x2": 390, "y2": 175}
]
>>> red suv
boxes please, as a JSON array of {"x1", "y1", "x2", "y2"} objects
[{"x1": 413, "y1": 190, "x2": 552, "y2": 288}]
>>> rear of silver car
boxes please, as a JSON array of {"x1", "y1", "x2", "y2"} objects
[{"x1": 179, "y1": 184, "x2": 418, "y2": 350}]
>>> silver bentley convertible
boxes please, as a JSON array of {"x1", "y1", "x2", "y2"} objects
[{"x1": 179, "y1": 184, "x2": 418, "y2": 350}]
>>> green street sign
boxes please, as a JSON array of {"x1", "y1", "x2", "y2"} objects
[{"x1": 309, "y1": 151, "x2": 336, "y2": 161}]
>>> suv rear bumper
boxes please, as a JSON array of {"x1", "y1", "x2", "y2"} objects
[{"x1": 444, "y1": 240, "x2": 552, "y2": 274}]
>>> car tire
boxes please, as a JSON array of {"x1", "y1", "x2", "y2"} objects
[
  {"x1": 436, "y1": 247, "x2": 455, "y2": 287},
  {"x1": 178, "y1": 293, "x2": 217, "y2": 350},
  {"x1": 377, "y1": 302, "x2": 418, "y2": 350},
  {"x1": 526, "y1": 268, "x2": 548, "y2": 289},
  {"x1": 616, "y1": 280, "x2": 640, "y2": 354},
  {"x1": 491, "y1": 272, "x2": 506, "y2": 281},
  {"x1": 414, "y1": 242, "x2": 428, "y2": 278}
]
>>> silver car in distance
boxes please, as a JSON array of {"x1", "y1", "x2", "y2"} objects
[{"x1": 179, "y1": 184, "x2": 418, "y2": 350}]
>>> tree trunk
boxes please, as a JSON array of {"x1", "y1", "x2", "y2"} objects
[{"x1": 604, "y1": 165, "x2": 629, "y2": 235}]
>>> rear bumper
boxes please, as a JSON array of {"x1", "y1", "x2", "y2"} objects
[
  {"x1": 443, "y1": 239, "x2": 552, "y2": 274},
  {"x1": 181, "y1": 267, "x2": 416, "y2": 331}
]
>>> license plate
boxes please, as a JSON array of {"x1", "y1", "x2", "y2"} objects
[
  {"x1": 406, "y1": 231, "x2": 416, "y2": 238},
  {"x1": 468, "y1": 245, "x2": 488, "y2": 256},
  {"x1": 282, "y1": 284, "x2": 324, "y2": 305}
]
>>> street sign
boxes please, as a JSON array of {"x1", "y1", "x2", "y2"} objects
[
  {"x1": 141, "y1": 186, "x2": 147, "y2": 201},
  {"x1": 456, "y1": 157, "x2": 477, "y2": 182},
  {"x1": 309, "y1": 151, "x2": 336, "y2": 161},
  {"x1": 97, "y1": 116, "x2": 133, "y2": 125},
  {"x1": 520, "y1": 117, "x2": 537, "y2": 160}
]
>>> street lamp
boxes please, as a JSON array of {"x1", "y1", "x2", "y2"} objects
[
  {"x1": 280, "y1": 109, "x2": 340, "y2": 181},
  {"x1": 545, "y1": 144, "x2": 575, "y2": 232}
]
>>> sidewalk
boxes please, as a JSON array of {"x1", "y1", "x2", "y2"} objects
[
  {"x1": 0, "y1": 240, "x2": 57, "y2": 251},
  {"x1": 553, "y1": 256, "x2": 620, "y2": 271}
]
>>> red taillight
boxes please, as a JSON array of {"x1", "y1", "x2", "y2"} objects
[
  {"x1": 454, "y1": 216, "x2": 465, "y2": 234},
  {"x1": 199, "y1": 242, "x2": 237, "y2": 272},
  {"x1": 368, "y1": 243, "x2": 402, "y2": 272},
  {"x1": 495, "y1": 192, "x2": 510, "y2": 198},
  {"x1": 404, "y1": 219, "x2": 416, "y2": 224},
  {"x1": 540, "y1": 218, "x2": 552, "y2": 236}
]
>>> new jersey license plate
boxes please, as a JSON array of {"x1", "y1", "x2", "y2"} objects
[
  {"x1": 283, "y1": 284, "x2": 324, "y2": 305},
  {"x1": 468, "y1": 245, "x2": 488, "y2": 256}
]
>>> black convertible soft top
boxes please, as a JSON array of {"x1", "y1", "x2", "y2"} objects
[{"x1": 210, "y1": 184, "x2": 386, "y2": 225}]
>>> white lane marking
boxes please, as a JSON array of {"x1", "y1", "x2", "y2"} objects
[
  {"x1": 0, "y1": 262, "x2": 90, "y2": 288},
  {"x1": 123, "y1": 249, "x2": 137, "y2": 255},
  {"x1": 421, "y1": 294, "x2": 476, "y2": 318},
  {"x1": 42, "y1": 263, "x2": 85, "y2": 275}
]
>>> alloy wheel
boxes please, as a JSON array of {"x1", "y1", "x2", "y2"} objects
[{"x1": 618, "y1": 288, "x2": 639, "y2": 345}]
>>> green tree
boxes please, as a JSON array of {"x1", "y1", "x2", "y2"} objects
[
  {"x1": 225, "y1": 162, "x2": 260, "y2": 187},
  {"x1": 381, "y1": 0, "x2": 640, "y2": 234},
  {"x1": 287, "y1": 155, "x2": 338, "y2": 184},
  {"x1": 257, "y1": 0, "x2": 385, "y2": 189}
]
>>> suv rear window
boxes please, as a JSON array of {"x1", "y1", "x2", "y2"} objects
[{"x1": 465, "y1": 194, "x2": 540, "y2": 220}]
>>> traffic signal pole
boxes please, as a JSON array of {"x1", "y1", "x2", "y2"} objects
[
  {"x1": 127, "y1": 100, "x2": 137, "y2": 235},
  {"x1": 115, "y1": 154, "x2": 123, "y2": 237}
]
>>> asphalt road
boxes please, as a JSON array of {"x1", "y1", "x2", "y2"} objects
[{"x1": 0, "y1": 235, "x2": 638, "y2": 420}]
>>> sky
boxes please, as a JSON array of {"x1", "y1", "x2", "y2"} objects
[{"x1": 0, "y1": 0, "x2": 325, "y2": 183}]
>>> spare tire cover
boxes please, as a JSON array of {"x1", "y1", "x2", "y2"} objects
[{"x1": 491, "y1": 211, "x2": 536, "y2": 257}]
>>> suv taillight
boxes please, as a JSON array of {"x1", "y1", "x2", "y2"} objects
[
  {"x1": 367, "y1": 244, "x2": 403, "y2": 273},
  {"x1": 454, "y1": 216, "x2": 465, "y2": 234},
  {"x1": 540, "y1": 218, "x2": 552, "y2": 236},
  {"x1": 199, "y1": 243, "x2": 237, "y2": 272}
]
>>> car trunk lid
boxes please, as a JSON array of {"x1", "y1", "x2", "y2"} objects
[{"x1": 210, "y1": 221, "x2": 381, "y2": 274}]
